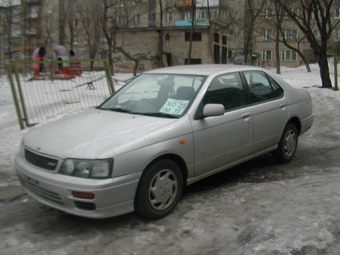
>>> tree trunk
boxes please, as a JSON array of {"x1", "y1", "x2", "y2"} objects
[
  {"x1": 108, "y1": 48, "x2": 114, "y2": 75},
  {"x1": 133, "y1": 59, "x2": 139, "y2": 76},
  {"x1": 299, "y1": 53, "x2": 311, "y2": 73},
  {"x1": 318, "y1": 55, "x2": 332, "y2": 88},
  {"x1": 275, "y1": 48, "x2": 280, "y2": 73}
]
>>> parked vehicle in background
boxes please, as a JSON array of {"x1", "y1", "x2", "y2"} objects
[
  {"x1": 15, "y1": 65, "x2": 314, "y2": 219},
  {"x1": 232, "y1": 54, "x2": 259, "y2": 65},
  {"x1": 232, "y1": 55, "x2": 246, "y2": 65}
]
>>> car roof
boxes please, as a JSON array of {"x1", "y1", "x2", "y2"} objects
[{"x1": 144, "y1": 64, "x2": 266, "y2": 76}]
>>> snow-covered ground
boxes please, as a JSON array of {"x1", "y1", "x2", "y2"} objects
[{"x1": 1, "y1": 63, "x2": 340, "y2": 255}]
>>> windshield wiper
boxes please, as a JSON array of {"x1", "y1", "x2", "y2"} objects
[
  {"x1": 141, "y1": 112, "x2": 178, "y2": 118},
  {"x1": 109, "y1": 107, "x2": 133, "y2": 113}
]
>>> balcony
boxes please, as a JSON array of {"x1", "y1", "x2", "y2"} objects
[
  {"x1": 25, "y1": 0, "x2": 41, "y2": 4},
  {"x1": 175, "y1": 18, "x2": 210, "y2": 27},
  {"x1": 175, "y1": 0, "x2": 194, "y2": 10}
]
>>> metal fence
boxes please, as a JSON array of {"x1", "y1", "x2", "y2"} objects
[{"x1": 7, "y1": 59, "x2": 116, "y2": 129}]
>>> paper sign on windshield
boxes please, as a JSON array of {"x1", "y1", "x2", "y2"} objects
[{"x1": 159, "y1": 98, "x2": 189, "y2": 115}]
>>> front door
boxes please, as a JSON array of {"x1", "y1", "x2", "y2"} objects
[{"x1": 191, "y1": 72, "x2": 253, "y2": 179}]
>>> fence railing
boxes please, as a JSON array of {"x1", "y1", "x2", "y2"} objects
[{"x1": 7, "y1": 59, "x2": 116, "y2": 129}]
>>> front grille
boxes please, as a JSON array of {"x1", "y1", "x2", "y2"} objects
[
  {"x1": 23, "y1": 178, "x2": 63, "y2": 205},
  {"x1": 25, "y1": 149, "x2": 58, "y2": 171}
]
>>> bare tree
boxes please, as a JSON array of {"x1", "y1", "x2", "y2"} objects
[
  {"x1": 257, "y1": 1, "x2": 311, "y2": 73},
  {"x1": 0, "y1": 0, "x2": 21, "y2": 60},
  {"x1": 243, "y1": 0, "x2": 266, "y2": 65},
  {"x1": 76, "y1": 0, "x2": 102, "y2": 70},
  {"x1": 101, "y1": 0, "x2": 149, "y2": 75},
  {"x1": 274, "y1": 0, "x2": 340, "y2": 89},
  {"x1": 63, "y1": 1, "x2": 79, "y2": 50}
]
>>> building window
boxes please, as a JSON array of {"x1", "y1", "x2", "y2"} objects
[
  {"x1": 334, "y1": 28, "x2": 340, "y2": 41},
  {"x1": 149, "y1": 13, "x2": 156, "y2": 27},
  {"x1": 335, "y1": 8, "x2": 340, "y2": 19},
  {"x1": 72, "y1": 19, "x2": 78, "y2": 27},
  {"x1": 134, "y1": 14, "x2": 141, "y2": 24},
  {"x1": 72, "y1": 35, "x2": 78, "y2": 44},
  {"x1": 291, "y1": 8, "x2": 299, "y2": 16},
  {"x1": 116, "y1": 15, "x2": 127, "y2": 26},
  {"x1": 166, "y1": 12, "x2": 173, "y2": 22},
  {"x1": 211, "y1": 10, "x2": 218, "y2": 19},
  {"x1": 229, "y1": 30, "x2": 234, "y2": 40},
  {"x1": 30, "y1": 6, "x2": 39, "y2": 18},
  {"x1": 100, "y1": 51, "x2": 107, "y2": 59},
  {"x1": 46, "y1": 4, "x2": 53, "y2": 13},
  {"x1": 264, "y1": 29, "x2": 273, "y2": 40},
  {"x1": 72, "y1": 0, "x2": 78, "y2": 10},
  {"x1": 46, "y1": 37, "x2": 53, "y2": 45},
  {"x1": 182, "y1": 11, "x2": 191, "y2": 20},
  {"x1": 84, "y1": 35, "x2": 89, "y2": 44},
  {"x1": 313, "y1": 29, "x2": 321, "y2": 40},
  {"x1": 185, "y1": 32, "x2": 202, "y2": 41},
  {"x1": 46, "y1": 20, "x2": 53, "y2": 29},
  {"x1": 100, "y1": 35, "x2": 107, "y2": 43},
  {"x1": 222, "y1": 36, "x2": 227, "y2": 45},
  {"x1": 214, "y1": 33, "x2": 219, "y2": 43},
  {"x1": 284, "y1": 29, "x2": 298, "y2": 40},
  {"x1": 264, "y1": 8, "x2": 272, "y2": 19},
  {"x1": 281, "y1": 50, "x2": 297, "y2": 61},
  {"x1": 198, "y1": 11, "x2": 205, "y2": 19},
  {"x1": 262, "y1": 50, "x2": 272, "y2": 61},
  {"x1": 83, "y1": 18, "x2": 90, "y2": 27}
]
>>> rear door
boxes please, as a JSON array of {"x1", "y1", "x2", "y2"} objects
[{"x1": 242, "y1": 71, "x2": 289, "y2": 155}]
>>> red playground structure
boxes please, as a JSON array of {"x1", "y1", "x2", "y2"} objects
[{"x1": 31, "y1": 46, "x2": 82, "y2": 81}]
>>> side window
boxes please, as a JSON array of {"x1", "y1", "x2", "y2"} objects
[
  {"x1": 203, "y1": 72, "x2": 246, "y2": 111},
  {"x1": 244, "y1": 71, "x2": 283, "y2": 103}
]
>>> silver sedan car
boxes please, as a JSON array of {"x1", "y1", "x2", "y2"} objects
[{"x1": 15, "y1": 65, "x2": 314, "y2": 219}]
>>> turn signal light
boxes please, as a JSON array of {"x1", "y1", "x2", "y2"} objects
[{"x1": 72, "y1": 191, "x2": 95, "y2": 199}]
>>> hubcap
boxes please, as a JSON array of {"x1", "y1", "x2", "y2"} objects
[
  {"x1": 148, "y1": 169, "x2": 178, "y2": 211},
  {"x1": 284, "y1": 130, "x2": 297, "y2": 157}
]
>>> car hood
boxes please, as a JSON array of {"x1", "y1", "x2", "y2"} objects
[{"x1": 23, "y1": 109, "x2": 178, "y2": 159}]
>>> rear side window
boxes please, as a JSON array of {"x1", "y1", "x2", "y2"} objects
[
  {"x1": 243, "y1": 71, "x2": 283, "y2": 103},
  {"x1": 203, "y1": 72, "x2": 246, "y2": 111}
]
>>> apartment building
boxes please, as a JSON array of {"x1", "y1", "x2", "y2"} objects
[{"x1": 1, "y1": 0, "x2": 340, "y2": 72}]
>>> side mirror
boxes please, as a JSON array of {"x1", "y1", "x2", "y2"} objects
[{"x1": 203, "y1": 104, "x2": 225, "y2": 117}]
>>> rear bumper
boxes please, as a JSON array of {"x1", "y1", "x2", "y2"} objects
[
  {"x1": 15, "y1": 153, "x2": 141, "y2": 219},
  {"x1": 300, "y1": 114, "x2": 314, "y2": 135}
]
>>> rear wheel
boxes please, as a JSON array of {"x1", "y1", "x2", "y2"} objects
[
  {"x1": 272, "y1": 123, "x2": 298, "y2": 163},
  {"x1": 135, "y1": 159, "x2": 183, "y2": 219}
]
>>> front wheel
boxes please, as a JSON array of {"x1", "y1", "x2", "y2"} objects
[
  {"x1": 135, "y1": 159, "x2": 183, "y2": 219},
  {"x1": 272, "y1": 123, "x2": 298, "y2": 163}
]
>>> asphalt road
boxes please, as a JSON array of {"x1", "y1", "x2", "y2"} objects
[{"x1": 1, "y1": 90, "x2": 340, "y2": 255}]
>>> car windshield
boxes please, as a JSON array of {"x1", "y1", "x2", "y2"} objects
[{"x1": 99, "y1": 73, "x2": 206, "y2": 118}]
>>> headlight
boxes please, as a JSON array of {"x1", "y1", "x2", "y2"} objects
[{"x1": 59, "y1": 158, "x2": 113, "y2": 179}]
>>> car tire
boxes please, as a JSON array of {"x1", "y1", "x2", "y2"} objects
[
  {"x1": 272, "y1": 123, "x2": 298, "y2": 163},
  {"x1": 134, "y1": 159, "x2": 183, "y2": 219}
]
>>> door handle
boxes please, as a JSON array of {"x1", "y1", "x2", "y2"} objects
[
  {"x1": 280, "y1": 103, "x2": 287, "y2": 108},
  {"x1": 241, "y1": 112, "x2": 250, "y2": 119}
]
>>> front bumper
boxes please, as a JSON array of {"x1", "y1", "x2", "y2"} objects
[{"x1": 15, "y1": 153, "x2": 141, "y2": 219}]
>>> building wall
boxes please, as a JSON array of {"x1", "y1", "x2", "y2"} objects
[{"x1": 112, "y1": 28, "x2": 216, "y2": 72}]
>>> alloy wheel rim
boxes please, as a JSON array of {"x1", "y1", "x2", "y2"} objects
[
  {"x1": 284, "y1": 130, "x2": 297, "y2": 157},
  {"x1": 148, "y1": 169, "x2": 178, "y2": 211}
]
